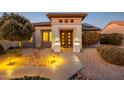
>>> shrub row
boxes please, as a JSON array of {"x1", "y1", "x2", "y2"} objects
[
  {"x1": 6, "y1": 49, "x2": 22, "y2": 56},
  {"x1": 97, "y1": 45, "x2": 124, "y2": 66},
  {"x1": 10, "y1": 76, "x2": 50, "y2": 80},
  {"x1": 82, "y1": 31, "x2": 101, "y2": 45},
  {"x1": 100, "y1": 33, "x2": 123, "y2": 45}
]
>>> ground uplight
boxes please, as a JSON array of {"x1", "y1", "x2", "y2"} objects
[
  {"x1": 0, "y1": 56, "x2": 28, "y2": 76},
  {"x1": 40, "y1": 54, "x2": 64, "y2": 69}
]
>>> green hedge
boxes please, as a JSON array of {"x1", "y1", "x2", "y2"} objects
[
  {"x1": 10, "y1": 76, "x2": 50, "y2": 80},
  {"x1": 6, "y1": 49, "x2": 22, "y2": 56},
  {"x1": 0, "y1": 44, "x2": 4, "y2": 55},
  {"x1": 100, "y1": 33, "x2": 123, "y2": 45},
  {"x1": 97, "y1": 45, "x2": 124, "y2": 66},
  {"x1": 82, "y1": 31, "x2": 101, "y2": 45}
]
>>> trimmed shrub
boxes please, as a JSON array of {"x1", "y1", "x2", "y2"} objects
[
  {"x1": 0, "y1": 44, "x2": 4, "y2": 55},
  {"x1": 6, "y1": 49, "x2": 22, "y2": 56},
  {"x1": 82, "y1": 31, "x2": 101, "y2": 45},
  {"x1": 10, "y1": 76, "x2": 50, "y2": 80},
  {"x1": 100, "y1": 33, "x2": 123, "y2": 45},
  {"x1": 97, "y1": 45, "x2": 124, "y2": 66}
]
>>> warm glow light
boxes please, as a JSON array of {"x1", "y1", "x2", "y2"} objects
[
  {"x1": 74, "y1": 39, "x2": 80, "y2": 45},
  {"x1": 54, "y1": 37, "x2": 60, "y2": 45},
  {"x1": 0, "y1": 53, "x2": 64, "y2": 78},
  {"x1": 0, "y1": 56, "x2": 28, "y2": 76},
  {"x1": 54, "y1": 42, "x2": 60, "y2": 45},
  {"x1": 74, "y1": 42, "x2": 80, "y2": 45},
  {"x1": 50, "y1": 32, "x2": 52, "y2": 42},
  {"x1": 29, "y1": 37, "x2": 33, "y2": 42},
  {"x1": 43, "y1": 31, "x2": 48, "y2": 42},
  {"x1": 18, "y1": 42, "x2": 22, "y2": 48},
  {"x1": 56, "y1": 37, "x2": 59, "y2": 41},
  {"x1": 40, "y1": 54, "x2": 64, "y2": 69},
  {"x1": 74, "y1": 55, "x2": 79, "y2": 62}
]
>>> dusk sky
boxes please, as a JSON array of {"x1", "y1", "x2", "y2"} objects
[{"x1": 0, "y1": 12, "x2": 124, "y2": 29}]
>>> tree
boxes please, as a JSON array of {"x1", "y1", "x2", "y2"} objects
[{"x1": 0, "y1": 13, "x2": 34, "y2": 42}]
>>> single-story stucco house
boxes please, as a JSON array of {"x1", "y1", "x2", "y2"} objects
[
  {"x1": 101, "y1": 21, "x2": 124, "y2": 45},
  {"x1": 31, "y1": 13, "x2": 101, "y2": 52},
  {"x1": 102, "y1": 21, "x2": 124, "y2": 34}
]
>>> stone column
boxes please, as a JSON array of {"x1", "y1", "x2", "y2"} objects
[
  {"x1": 34, "y1": 30, "x2": 41, "y2": 48},
  {"x1": 73, "y1": 25, "x2": 82, "y2": 52},
  {"x1": 51, "y1": 25, "x2": 61, "y2": 52}
]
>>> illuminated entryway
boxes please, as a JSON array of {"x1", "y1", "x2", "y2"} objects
[
  {"x1": 60, "y1": 29, "x2": 73, "y2": 47},
  {"x1": 33, "y1": 13, "x2": 87, "y2": 52}
]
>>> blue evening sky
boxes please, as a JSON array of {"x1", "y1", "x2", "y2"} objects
[{"x1": 0, "y1": 12, "x2": 124, "y2": 29}]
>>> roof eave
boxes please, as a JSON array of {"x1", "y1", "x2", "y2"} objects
[{"x1": 47, "y1": 13, "x2": 87, "y2": 20}]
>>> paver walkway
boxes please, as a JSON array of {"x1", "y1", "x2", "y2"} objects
[
  {"x1": 76, "y1": 48, "x2": 124, "y2": 80},
  {"x1": 10, "y1": 52, "x2": 83, "y2": 80},
  {"x1": 0, "y1": 48, "x2": 124, "y2": 80}
]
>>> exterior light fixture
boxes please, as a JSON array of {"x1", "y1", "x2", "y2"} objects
[
  {"x1": 54, "y1": 42, "x2": 60, "y2": 45},
  {"x1": 54, "y1": 37, "x2": 60, "y2": 45},
  {"x1": 74, "y1": 42, "x2": 80, "y2": 45},
  {"x1": 56, "y1": 37, "x2": 59, "y2": 41}
]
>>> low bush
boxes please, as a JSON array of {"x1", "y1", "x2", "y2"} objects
[
  {"x1": 7, "y1": 49, "x2": 22, "y2": 56},
  {"x1": 82, "y1": 31, "x2": 101, "y2": 45},
  {"x1": 100, "y1": 33, "x2": 123, "y2": 45},
  {"x1": 10, "y1": 76, "x2": 50, "y2": 80},
  {"x1": 97, "y1": 45, "x2": 124, "y2": 66},
  {"x1": 0, "y1": 44, "x2": 4, "y2": 55}
]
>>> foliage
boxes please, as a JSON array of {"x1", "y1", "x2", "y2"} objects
[
  {"x1": 0, "y1": 44, "x2": 4, "y2": 55},
  {"x1": 82, "y1": 31, "x2": 101, "y2": 45},
  {"x1": 10, "y1": 76, "x2": 50, "y2": 80},
  {"x1": 6, "y1": 49, "x2": 22, "y2": 56},
  {"x1": 100, "y1": 33, "x2": 123, "y2": 45},
  {"x1": 0, "y1": 13, "x2": 34, "y2": 41},
  {"x1": 97, "y1": 45, "x2": 124, "y2": 66}
]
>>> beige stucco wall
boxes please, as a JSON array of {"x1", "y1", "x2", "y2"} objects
[
  {"x1": 51, "y1": 17, "x2": 82, "y2": 52},
  {"x1": 51, "y1": 25, "x2": 82, "y2": 49},
  {"x1": 51, "y1": 18, "x2": 82, "y2": 25},
  {"x1": 102, "y1": 24, "x2": 124, "y2": 34},
  {"x1": 33, "y1": 26, "x2": 51, "y2": 48},
  {"x1": 34, "y1": 30, "x2": 41, "y2": 48},
  {"x1": 0, "y1": 40, "x2": 20, "y2": 50},
  {"x1": 35, "y1": 26, "x2": 51, "y2": 31},
  {"x1": 33, "y1": 17, "x2": 83, "y2": 52}
]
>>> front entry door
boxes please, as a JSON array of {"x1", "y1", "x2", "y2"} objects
[{"x1": 60, "y1": 30, "x2": 73, "y2": 47}]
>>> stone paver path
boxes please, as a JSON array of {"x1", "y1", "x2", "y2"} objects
[
  {"x1": 10, "y1": 52, "x2": 83, "y2": 80},
  {"x1": 0, "y1": 48, "x2": 124, "y2": 80},
  {"x1": 76, "y1": 48, "x2": 124, "y2": 80}
]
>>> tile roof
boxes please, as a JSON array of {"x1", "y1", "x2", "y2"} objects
[
  {"x1": 103, "y1": 21, "x2": 124, "y2": 30},
  {"x1": 32, "y1": 22, "x2": 101, "y2": 31},
  {"x1": 47, "y1": 13, "x2": 87, "y2": 20},
  {"x1": 82, "y1": 23, "x2": 101, "y2": 31},
  {"x1": 32, "y1": 22, "x2": 51, "y2": 27},
  {"x1": 109, "y1": 21, "x2": 124, "y2": 26}
]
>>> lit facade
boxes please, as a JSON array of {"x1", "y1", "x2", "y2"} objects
[{"x1": 33, "y1": 13, "x2": 101, "y2": 52}]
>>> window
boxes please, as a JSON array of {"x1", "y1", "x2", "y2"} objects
[
  {"x1": 59, "y1": 19, "x2": 63, "y2": 23},
  {"x1": 49, "y1": 32, "x2": 52, "y2": 42},
  {"x1": 42, "y1": 31, "x2": 52, "y2": 42},
  {"x1": 70, "y1": 19, "x2": 74, "y2": 23},
  {"x1": 43, "y1": 32, "x2": 48, "y2": 42},
  {"x1": 65, "y1": 19, "x2": 68, "y2": 23}
]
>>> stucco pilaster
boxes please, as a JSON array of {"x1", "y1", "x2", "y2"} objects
[{"x1": 34, "y1": 30, "x2": 41, "y2": 48}]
